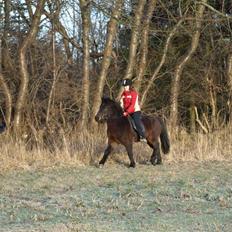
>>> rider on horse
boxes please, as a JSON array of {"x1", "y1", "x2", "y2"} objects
[{"x1": 120, "y1": 79, "x2": 147, "y2": 142}]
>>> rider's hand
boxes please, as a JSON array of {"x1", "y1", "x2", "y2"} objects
[{"x1": 123, "y1": 112, "x2": 128, "y2": 117}]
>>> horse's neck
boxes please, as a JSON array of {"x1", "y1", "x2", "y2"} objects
[
  {"x1": 115, "y1": 111, "x2": 123, "y2": 117},
  {"x1": 112, "y1": 105, "x2": 123, "y2": 117},
  {"x1": 109, "y1": 112, "x2": 122, "y2": 119}
]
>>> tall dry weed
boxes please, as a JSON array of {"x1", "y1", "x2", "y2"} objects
[
  {"x1": 0, "y1": 124, "x2": 231, "y2": 171},
  {"x1": 167, "y1": 125, "x2": 232, "y2": 162}
]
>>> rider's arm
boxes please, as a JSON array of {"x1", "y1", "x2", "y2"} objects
[
  {"x1": 120, "y1": 92, "x2": 125, "y2": 109},
  {"x1": 120, "y1": 97, "x2": 124, "y2": 109}
]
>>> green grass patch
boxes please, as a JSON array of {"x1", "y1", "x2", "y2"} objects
[{"x1": 0, "y1": 162, "x2": 232, "y2": 231}]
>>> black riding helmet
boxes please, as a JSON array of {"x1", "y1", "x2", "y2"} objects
[{"x1": 121, "y1": 78, "x2": 132, "y2": 86}]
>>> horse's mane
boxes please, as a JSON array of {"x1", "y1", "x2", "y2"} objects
[{"x1": 102, "y1": 97, "x2": 123, "y2": 116}]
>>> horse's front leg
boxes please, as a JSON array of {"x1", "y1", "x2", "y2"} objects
[
  {"x1": 125, "y1": 143, "x2": 136, "y2": 168},
  {"x1": 99, "y1": 144, "x2": 112, "y2": 166}
]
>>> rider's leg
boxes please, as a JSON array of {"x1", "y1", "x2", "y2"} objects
[{"x1": 131, "y1": 111, "x2": 146, "y2": 139}]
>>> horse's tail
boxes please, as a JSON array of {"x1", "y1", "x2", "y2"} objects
[{"x1": 158, "y1": 117, "x2": 170, "y2": 154}]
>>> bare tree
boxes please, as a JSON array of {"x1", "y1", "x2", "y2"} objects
[
  {"x1": 80, "y1": 0, "x2": 91, "y2": 129},
  {"x1": 134, "y1": 0, "x2": 156, "y2": 92},
  {"x1": 2, "y1": 0, "x2": 14, "y2": 73},
  {"x1": 45, "y1": 1, "x2": 73, "y2": 65},
  {"x1": 169, "y1": 0, "x2": 207, "y2": 129},
  {"x1": 25, "y1": 0, "x2": 33, "y2": 20},
  {"x1": 90, "y1": 0, "x2": 123, "y2": 127},
  {"x1": 0, "y1": 73, "x2": 12, "y2": 127},
  {"x1": 14, "y1": 0, "x2": 46, "y2": 132},
  {"x1": 46, "y1": 22, "x2": 57, "y2": 126},
  {"x1": 140, "y1": 19, "x2": 184, "y2": 106},
  {"x1": 123, "y1": 0, "x2": 146, "y2": 81},
  {"x1": 0, "y1": 0, "x2": 13, "y2": 127},
  {"x1": 228, "y1": 52, "x2": 232, "y2": 122},
  {"x1": 1, "y1": 0, "x2": 231, "y2": 137}
]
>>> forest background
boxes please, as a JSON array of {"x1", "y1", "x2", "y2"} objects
[{"x1": 0, "y1": 0, "x2": 232, "y2": 168}]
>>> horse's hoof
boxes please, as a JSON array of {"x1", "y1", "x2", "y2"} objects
[
  {"x1": 129, "y1": 163, "x2": 136, "y2": 168},
  {"x1": 98, "y1": 163, "x2": 104, "y2": 168},
  {"x1": 151, "y1": 161, "x2": 156, "y2": 166},
  {"x1": 98, "y1": 161, "x2": 104, "y2": 168},
  {"x1": 151, "y1": 160, "x2": 162, "y2": 166}
]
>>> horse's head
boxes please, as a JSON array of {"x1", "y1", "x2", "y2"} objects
[{"x1": 95, "y1": 97, "x2": 123, "y2": 123}]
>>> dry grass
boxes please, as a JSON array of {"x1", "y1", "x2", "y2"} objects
[
  {"x1": 168, "y1": 125, "x2": 232, "y2": 162},
  {"x1": 0, "y1": 124, "x2": 231, "y2": 171}
]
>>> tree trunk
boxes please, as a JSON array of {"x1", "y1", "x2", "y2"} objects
[
  {"x1": 53, "y1": 21, "x2": 73, "y2": 65},
  {"x1": 134, "y1": 0, "x2": 156, "y2": 92},
  {"x1": 2, "y1": 0, "x2": 14, "y2": 73},
  {"x1": 80, "y1": 0, "x2": 91, "y2": 129},
  {"x1": 0, "y1": 0, "x2": 13, "y2": 127},
  {"x1": 14, "y1": 0, "x2": 46, "y2": 132},
  {"x1": 46, "y1": 23, "x2": 57, "y2": 126},
  {"x1": 90, "y1": 0, "x2": 123, "y2": 128},
  {"x1": 189, "y1": 95, "x2": 196, "y2": 133},
  {"x1": 169, "y1": 0, "x2": 207, "y2": 129},
  {"x1": 228, "y1": 52, "x2": 232, "y2": 122},
  {"x1": 0, "y1": 73, "x2": 12, "y2": 127},
  {"x1": 123, "y1": 0, "x2": 146, "y2": 81},
  {"x1": 46, "y1": 1, "x2": 73, "y2": 65},
  {"x1": 140, "y1": 19, "x2": 184, "y2": 106},
  {"x1": 207, "y1": 73, "x2": 217, "y2": 129}
]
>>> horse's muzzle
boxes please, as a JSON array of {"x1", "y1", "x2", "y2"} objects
[
  {"x1": 95, "y1": 114, "x2": 100, "y2": 122},
  {"x1": 95, "y1": 114, "x2": 102, "y2": 123}
]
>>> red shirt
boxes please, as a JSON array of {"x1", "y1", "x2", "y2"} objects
[{"x1": 121, "y1": 89, "x2": 141, "y2": 114}]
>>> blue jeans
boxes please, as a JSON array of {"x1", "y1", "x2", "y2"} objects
[{"x1": 131, "y1": 111, "x2": 146, "y2": 138}]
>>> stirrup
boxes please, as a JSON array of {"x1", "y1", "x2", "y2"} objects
[{"x1": 139, "y1": 137, "x2": 147, "y2": 143}]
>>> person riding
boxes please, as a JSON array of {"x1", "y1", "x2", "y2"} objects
[{"x1": 120, "y1": 78, "x2": 146, "y2": 142}]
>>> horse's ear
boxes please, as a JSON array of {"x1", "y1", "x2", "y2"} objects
[{"x1": 101, "y1": 95, "x2": 109, "y2": 102}]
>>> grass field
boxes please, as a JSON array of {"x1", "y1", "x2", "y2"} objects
[{"x1": 1, "y1": 160, "x2": 232, "y2": 232}]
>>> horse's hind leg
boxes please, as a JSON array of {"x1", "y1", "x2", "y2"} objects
[
  {"x1": 149, "y1": 141, "x2": 162, "y2": 165},
  {"x1": 125, "y1": 143, "x2": 136, "y2": 168},
  {"x1": 99, "y1": 144, "x2": 112, "y2": 166}
]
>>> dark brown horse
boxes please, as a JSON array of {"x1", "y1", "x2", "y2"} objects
[{"x1": 95, "y1": 97, "x2": 170, "y2": 168}]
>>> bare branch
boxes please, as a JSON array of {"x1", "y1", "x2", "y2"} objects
[
  {"x1": 194, "y1": 107, "x2": 209, "y2": 133},
  {"x1": 197, "y1": 1, "x2": 232, "y2": 19},
  {"x1": 141, "y1": 18, "x2": 184, "y2": 106}
]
